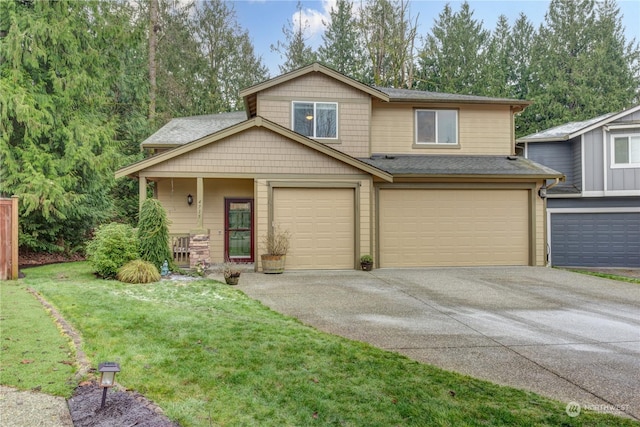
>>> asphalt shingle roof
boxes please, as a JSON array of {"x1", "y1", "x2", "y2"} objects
[
  {"x1": 141, "y1": 111, "x2": 247, "y2": 147},
  {"x1": 517, "y1": 112, "x2": 616, "y2": 142},
  {"x1": 374, "y1": 86, "x2": 528, "y2": 105},
  {"x1": 360, "y1": 154, "x2": 563, "y2": 177}
]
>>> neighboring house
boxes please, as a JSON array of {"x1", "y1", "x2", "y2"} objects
[
  {"x1": 116, "y1": 63, "x2": 561, "y2": 270},
  {"x1": 518, "y1": 106, "x2": 640, "y2": 268}
]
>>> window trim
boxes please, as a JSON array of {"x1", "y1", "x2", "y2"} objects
[
  {"x1": 291, "y1": 101, "x2": 339, "y2": 140},
  {"x1": 611, "y1": 134, "x2": 640, "y2": 168},
  {"x1": 414, "y1": 109, "x2": 459, "y2": 145}
]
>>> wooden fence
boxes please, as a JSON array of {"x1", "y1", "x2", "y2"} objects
[{"x1": 0, "y1": 197, "x2": 19, "y2": 280}]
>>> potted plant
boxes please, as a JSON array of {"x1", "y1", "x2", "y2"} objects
[
  {"x1": 261, "y1": 226, "x2": 291, "y2": 274},
  {"x1": 360, "y1": 254, "x2": 373, "y2": 271},
  {"x1": 219, "y1": 262, "x2": 242, "y2": 285}
]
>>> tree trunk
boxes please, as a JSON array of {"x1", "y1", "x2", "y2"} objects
[{"x1": 148, "y1": 0, "x2": 158, "y2": 121}]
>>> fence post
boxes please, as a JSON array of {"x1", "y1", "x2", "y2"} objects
[{"x1": 11, "y1": 196, "x2": 18, "y2": 280}]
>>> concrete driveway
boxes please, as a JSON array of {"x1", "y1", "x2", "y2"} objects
[{"x1": 238, "y1": 267, "x2": 640, "y2": 420}]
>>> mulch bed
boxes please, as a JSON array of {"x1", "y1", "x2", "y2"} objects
[
  {"x1": 68, "y1": 383, "x2": 179, "y2": 427},
  {"x1": 19, "y1": 251, "x2": 85, "y2": 269}
]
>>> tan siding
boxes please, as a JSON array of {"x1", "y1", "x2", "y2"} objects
[
  {"x1": 535, "y1": 183, "x2": 545, "y2": 266},
  {"x1": 256, "y1": 73, "x2": 371, "y2": 158},
  {"x1": 158, "y1": 178, "x2": 253, "y2": 263},
  {"x1": 145, "y1": 128, "x2": 363, "y2": 176},
  {"x1": 371, "y1": 102, "x2": 513, "y2": 155}
]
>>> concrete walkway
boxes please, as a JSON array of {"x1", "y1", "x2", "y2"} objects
[
  {"x1": 0, "y1": 386, "x2": 73, "y2": 427},
  {"x1": 238, "y1": 267, "x2": 640, "y2": 420}
]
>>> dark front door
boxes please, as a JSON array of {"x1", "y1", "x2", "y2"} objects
[{"x1": 225, "y1": 199, "x2": 253, "y2": 262}]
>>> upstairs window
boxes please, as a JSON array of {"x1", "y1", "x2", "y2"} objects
[
  {"x1": 293, "y1": 102, "x2": 338, "y2": 139},
  {"x1": 415, "y1": 109, "x2": 458, "y2": 145},
  {"x1": 613, "y1": 136, "x2": 640, "y2": 166}
]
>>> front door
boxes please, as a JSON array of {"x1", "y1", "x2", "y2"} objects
[{"x1": 225, "y1": 199, "x2": 253, "y2": 262}]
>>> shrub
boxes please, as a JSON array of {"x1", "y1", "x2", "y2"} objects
[
  {"x1": 86, "y1": 223, "x2": 139, "y2": 278},
  {"x1": 261, "y1": 225, "x2": 291, "y2": 255},
  {"x1": 360, "y1": 254, "x2": 373, "y2": 263},
  {"x1": 117, "y1": 259, "x2": 161, "y2": 284},
  {"x1": 138, "y1": 198, "x2": 173, "y2": 271}
]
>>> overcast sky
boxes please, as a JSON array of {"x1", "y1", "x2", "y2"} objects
[{"x1": 229, "y1": 0, "x2": 640, "y2": 76}]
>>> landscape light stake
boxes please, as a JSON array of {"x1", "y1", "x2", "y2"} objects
[{"x1": 98, "y1": 362, "x2": 120, "y2": 409}]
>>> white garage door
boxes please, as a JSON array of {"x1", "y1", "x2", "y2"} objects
[
  {"x1": 380, "y1": 189, "x2": 529, "y2": 267},
  {"x1": 273, "y1": 188, "x2": 354, "y2": 269}
]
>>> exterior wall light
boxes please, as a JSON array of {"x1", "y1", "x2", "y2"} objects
[
  {"x1": 98, "y1": 362, "x2": 120, "y2": 408},
  {"x1": 187, "y1": 194, "x2": 193, "y2": 206}
]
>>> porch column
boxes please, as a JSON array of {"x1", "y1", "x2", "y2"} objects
[
  {"x1": 189, "y1": 176, "x2": 210, "y2": 269},
  {"x1": 138, "y1": 176, "x2": 147, "y2": 211},
  {"x1": 196, "y1": 176, "x2": 204, "y2": 229}
]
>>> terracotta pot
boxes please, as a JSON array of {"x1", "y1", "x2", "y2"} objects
[{"x1": 261, "y1": 254, "x2": 286, "y2": 274}]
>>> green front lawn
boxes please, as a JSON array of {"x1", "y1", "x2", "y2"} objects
[{"x1": 4, "y1": 262, "x2": 634, "y2": 426}]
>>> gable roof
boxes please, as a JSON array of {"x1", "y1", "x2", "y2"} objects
[
  {"x1": 360, "y1": 155, "x2": 563, "y2": 179},
  {"x1": 240, "y1": 63, "x2": 530, "y2": 116},
  {"x1": 240, "y1": 63, "x2": 389, "y2": 117},
  {"x1": 518, "y1": 105, "x2": 640, "y2": 143},
  {"x1": 141, "y1": 111, "x2": 248, "y2": 149},
  {"x1": 116, "y1": 116, "x2": 393, "y2": 182}
]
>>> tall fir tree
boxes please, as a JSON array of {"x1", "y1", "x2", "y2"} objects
[
  {"x1": 519, "y1": 0, "x2": 639, "y2": 136},
  {"x1": 416, "y1": 1, "x2": 489, "y2": 94},
  {"x1": 317, "y1": 0, "x2": 365, "y2": 79},
  {"x1": 271, "y1": 0, "x2": 317, "y2": 73},
  {"x1": 194, "y1": 0, "x2": 268, "y2": 113},
  {"x1": 0, "y1": 0, "x2": 120, "y2": 252},
  {"x1": 358, "y1": 0, "x2": 418, "y2": 87}
]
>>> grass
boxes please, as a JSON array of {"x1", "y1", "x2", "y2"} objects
[
  {"x1": 0, "y1": 281, "x2": 76, "y2": 396},
  {"x1": 563, "y1": 269, "x2": 640, "y2": 284},
  {"x1": 5, "y1": 261, "x2": 637, "y2": 426}
]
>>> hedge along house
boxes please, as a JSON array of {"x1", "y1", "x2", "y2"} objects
[{"x1": 116, "y1": 63, "x2": 562, "y2": 270}]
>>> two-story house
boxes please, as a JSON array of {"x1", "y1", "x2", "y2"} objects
[
  {"x1": 116, "y1": 63, "x2": 561, "y2": 270},
  {"x1": 518, "y1": 105, "x2": 640, "y2": 268}
]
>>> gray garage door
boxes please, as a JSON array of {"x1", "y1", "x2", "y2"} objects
[{"x1": 550, "y1": 212, "x2": 640, "y2": 267}]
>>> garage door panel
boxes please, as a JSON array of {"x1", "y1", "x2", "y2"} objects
[
  {"x1": 380, "y1": 189, "x2": 529, "y2": 267},
  {"x1": 551, "y1": 212, "x2": 640, "y2": 267},
  {"x1": 274, "y1": 188, "x2": 354, "y2": 270}
]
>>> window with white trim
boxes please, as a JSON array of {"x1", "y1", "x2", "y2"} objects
[
  {"x1": 415, "y1": 109, "x2": 458, "y2": 144},
  {"x1": 292, "y1": 102, "x2": 338, "y2": 139},
  {"x1": 613, "y1": 135, "x2": 640, "y2": 166}
]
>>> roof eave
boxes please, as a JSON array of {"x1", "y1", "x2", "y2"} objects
[{"x1": 391, "y1": 173, "x2": 564, "y2": 180}]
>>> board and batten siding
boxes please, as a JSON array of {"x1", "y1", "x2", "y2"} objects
[
  {"x1": 527, "y1": 142, "x2": 575, "y2": 185},
  {"x1": 370, "y1": 103, "x2": 513, "y2": 155},
  {"x1": 608, "y1": 129, "x2": 640, "y2": 192},
  {"x1": 256, "y1": 73, "x2": 371, "y2": 158}
]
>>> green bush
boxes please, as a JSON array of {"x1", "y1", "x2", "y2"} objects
[
  {"x1": 117, "y1": 259, "x2": 161, "y2": 284},
  {"x1": 138, "y1": 198, "x2": 173, "y2": 271},
  {"x1": 86, "y1": 223, "x2": 139, "y2": 278}
]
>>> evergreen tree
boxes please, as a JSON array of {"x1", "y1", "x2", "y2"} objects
[
  {"x1": 508, "y1": 13, "x2": 536, "y2": 101},
  {"x1": 483, "y1": 15, "x2": 511, "y2": 97},
  {"x1": 519, "y1": 0, "x2": 639, "y2": 136},
  {"x1": 193, "y1": 0, "x2": 268, "y2": 113},
  {"x1": 271, "y1": 1, "x2": 317, "y2": 73},
  {"x1": 416, "y1": 1, "x2": 489, "y2": 94},
  {"x1": 317, "y1": 0, "x2": 365, "y2": 79},
  {"x1": 0, "y1": 0, "x2": 119, "y2": 253},
  {"x1": 358, "y1": 0, "x2": 418, "y2": 87},
  {"x1": 138, "y1": 198, "x2": 172, "y2": 271}
]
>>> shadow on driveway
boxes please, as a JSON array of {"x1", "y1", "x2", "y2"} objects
[{"x1": 239, "y1": 266, "x2": 640, "y2": 420}]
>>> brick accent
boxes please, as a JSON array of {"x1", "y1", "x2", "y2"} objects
[{"x1": 189, "y1": 229, "x2": 210, "y2": 269}]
